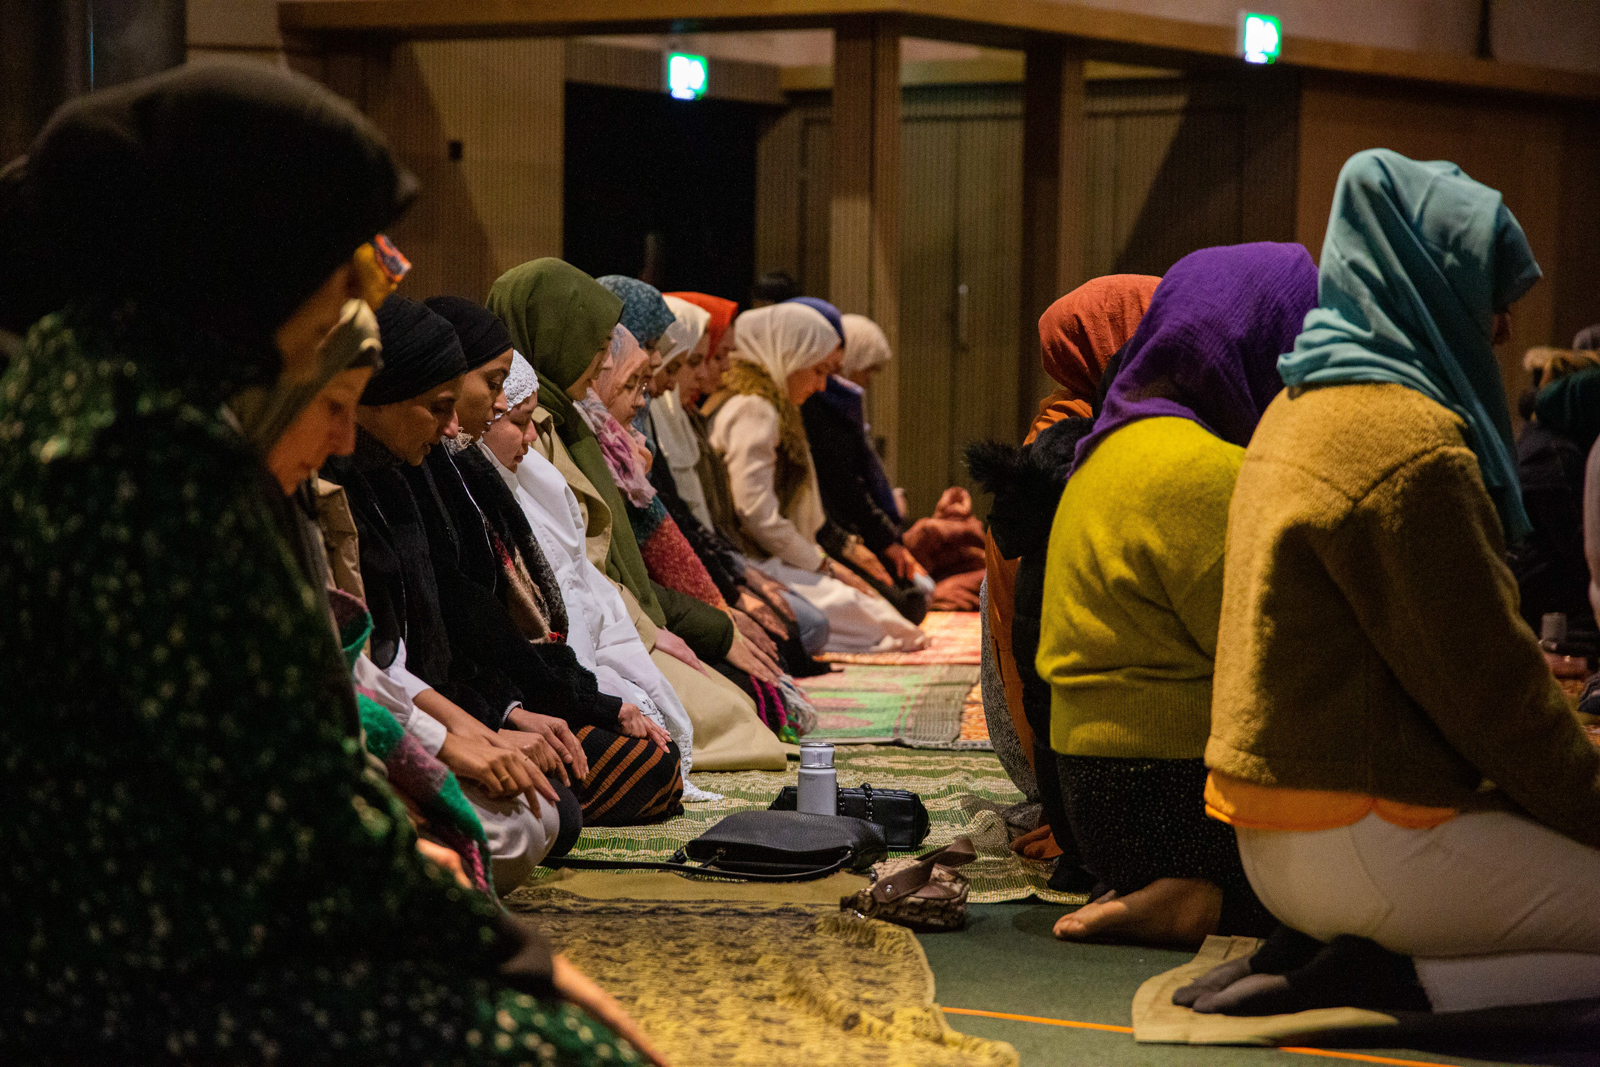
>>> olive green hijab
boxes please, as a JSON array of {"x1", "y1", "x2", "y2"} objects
[{"x1": 487, "y1": 258, "x2": 665, "y2": 625}]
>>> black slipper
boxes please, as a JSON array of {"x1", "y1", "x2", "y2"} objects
[
  {"x1": 1173, "y1": 925, "x2": 1323, "y2": 1007},
  {"x1": 1193, "y1": 935, "x2": 1430, "y2": 1016}
]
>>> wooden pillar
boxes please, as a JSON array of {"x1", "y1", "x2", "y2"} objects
[
  {"x1": 1018, "y1": 40, "x2": 1087, "y2": 437},
  {"x1": 831, "y1": 16, "x2": 901, "y2": 478}
]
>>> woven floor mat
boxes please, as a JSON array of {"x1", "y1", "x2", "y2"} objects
[
  {"x1": 801, "y1": 663, "x2": 980, "y2": 747},
  {"x1": 817, "y1": 610, "x2": 982, "y2": 666},
  {"x1": 504, "y1": 892, "x2": 1019, "y2": 1066}
]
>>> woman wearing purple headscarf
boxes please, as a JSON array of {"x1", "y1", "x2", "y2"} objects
[{"x1": 1036, "y1": 242, "x2": 1318, "y2": 948}]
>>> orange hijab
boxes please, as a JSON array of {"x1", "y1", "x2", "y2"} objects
[
  {"x1": 666, "y1": 292, "x2": 738, "y2": 356},
  {"x1": 988, "y1": 272, "x2": 1162, "y2": 778},
  {"x1": 1033, "y1": 273, "x2": 1162, "y2": 430}
]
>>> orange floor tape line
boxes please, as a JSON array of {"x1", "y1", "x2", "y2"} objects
[{"x1": 940, "y1": 1008, "x2": 1466, "y2": 1067}]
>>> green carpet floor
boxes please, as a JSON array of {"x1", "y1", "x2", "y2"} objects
[{"x1": 919, "y1": 905, "x2": 1565, "y2": 1067}]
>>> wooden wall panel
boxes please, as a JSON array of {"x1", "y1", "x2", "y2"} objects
[
  {"x1": 359, "y1": 38, "x2": 565, "y2": 303},
  {"x1": 1296, "y1": 73, "x2": 1564, "y2": 415},
  {"x1": 753, "y1": 107, "x2": 804, "y2": 284}
]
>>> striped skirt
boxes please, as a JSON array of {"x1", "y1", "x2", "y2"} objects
[{"x1": 572, "y1": 726, "x2": 685, "y2": 826}]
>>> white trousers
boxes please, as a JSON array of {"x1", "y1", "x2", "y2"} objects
[
  {"x1": 755, "y1": 558, "x2": 927, "y2": 654},
  {"x1": 1237, "y1": 810, "x2": 1600, "y2": 1011},
  {"x1": 461, "y1": 783, "x2": 561, "y2": 897}
]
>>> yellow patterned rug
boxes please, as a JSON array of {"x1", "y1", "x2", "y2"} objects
[{"x1": 507, "y1": 891, "x2": 1019, "y2": 1067}]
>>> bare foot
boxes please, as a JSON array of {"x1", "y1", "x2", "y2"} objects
[
  {"x1": 1052, "y1": 878, "x2": 1223, "y2": 948},
  {"x1": 1010, "y1": 825, "x2": 1063, "y2": 861}
]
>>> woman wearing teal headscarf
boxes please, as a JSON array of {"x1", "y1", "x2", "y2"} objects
[{"x1": 1184, "y1": 150, "x2": 1600, "y2": 1017}]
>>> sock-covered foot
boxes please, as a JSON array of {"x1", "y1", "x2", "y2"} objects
[
  {"x1": 1011, "y1": 825, "x2": 1064, "y2": 860},
  {"x1": 1193, "y1": 935, "x2": 1430, "y2": 1016},
  {"x1": 1175, "y1": 925, "x2": 1326, "y2": 1007},
  {"x1": 1053, "y1": 878, "x2": 1223, "y2": 948},
  {"x1": 1048, "y1": 857, "x2": 1100, "y2": 895}
]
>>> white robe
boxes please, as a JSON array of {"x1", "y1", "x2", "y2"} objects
[
  {"x1": 650, "y1": 387, "x2": 713, "y2": 529},
  {"x1": 484, "y1": 442, "x2": 720, "y2": 800}
]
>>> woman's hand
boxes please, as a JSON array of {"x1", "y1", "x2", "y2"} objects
[
  {"x1": 506, "y1": 708, "x2": 591, "y2": 781},
  {"x1": 724, "y1": 628, "x2": 782, "y2": 685},
  {"x1": 729, "y1": 607, "x2": 781, "y2": 661},
  {"x1": 496, "y1": 727, "x2": 567, "y2": 784},
  {"x1": 552, "y1": 955, "x2": 671, "y2": 1067},
  {"x1": 823, "y1": 557, "x2": 879, "y2": 598},
  {"x1": 884, "y1": 542, "x2": 924, "y2": 583},
  {"x1": 736, "y1": 590, "x2": 788, "y2": 639},
  {"x1": 416, "y1": 838, "x2": 473, "y2": 889},
  {"x1": 743, "y1": 567, "x2": 797, "y2": 623},
  {"x1": 616, "y1": 703, "x2": 672, "y2": 749},
  {"x1": 653, "y1": 629, "x2": 708, "y2": 675},
  {"x1": 437, "y1": 733, "x2": 556, "y2": 813},
  {"x1": 841, "y1": 539, "x2": 894, "y2": 588}
]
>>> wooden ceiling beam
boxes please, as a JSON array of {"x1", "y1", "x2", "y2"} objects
[{"x1": 278, "y1": 0, "x2": 1600, "y2": 102}]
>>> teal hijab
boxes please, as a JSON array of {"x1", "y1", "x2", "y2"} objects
[{"x1": 1278, "y1": 148, "x2": 1543, "y2": 543}]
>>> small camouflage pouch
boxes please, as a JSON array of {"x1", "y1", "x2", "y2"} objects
[{"x1": 840, "y1": 837, "x2": 976, "y2": 932}]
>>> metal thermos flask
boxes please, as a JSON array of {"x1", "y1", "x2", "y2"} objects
[{"x1": 796, "y1": 741, "x2": 837, "y2": 816}]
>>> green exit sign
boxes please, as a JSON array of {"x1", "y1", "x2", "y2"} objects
[
  {"x1": 667, "y1": 52, "x2": 708, "y2": 100},
  {"x1": 1238, "y1": 12, "x2": 1283, "y2": 65}
]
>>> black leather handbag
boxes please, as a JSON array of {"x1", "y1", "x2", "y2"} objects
[
  {"x1": 553, "y1": 810, "x2": 888, "y2": 882},
  {"x1": 769, "y1": 782, "x2": 931, "y2": 849}
]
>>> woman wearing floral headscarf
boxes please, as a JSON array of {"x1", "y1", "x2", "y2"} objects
[
  {"x1": 0, "y1": 62, "x2": 660, "y2": 1065},
  {"x1": 707, "y1": 302, "x2": 927, "y2": 653}
]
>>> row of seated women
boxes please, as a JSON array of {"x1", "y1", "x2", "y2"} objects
[
  {"x1": 0, "y1": 60, "x2": 990, "y2": 1064},
  {"x1": 977, "y1": 148, "x2": 1600, "y2": 1016}
]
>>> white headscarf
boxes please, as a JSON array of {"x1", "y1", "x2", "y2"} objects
[
  {"x1": 504, "y1": 350, "x2": 538, "y2": 408},
  {"x1": 659, "y1": 295, "x2": 711, "y2": 368},
  {"x1": 841, "y1": 313, "x2": 892, "y2": 377},
  {"x1": 732, "y1": 302, "x2": 838, "y2": 386}
]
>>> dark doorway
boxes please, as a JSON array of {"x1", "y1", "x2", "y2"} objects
[{"x1": 564, "y1": 82, "x2": 768, "y2": 303}]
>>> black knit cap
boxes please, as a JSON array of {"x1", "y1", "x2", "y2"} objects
[
  {"x1": 362, "y1": 294, "x2": 468, "y2": 405},
  {"x1": 425, "y1": 295, "x2": 514, "y2": 370}
]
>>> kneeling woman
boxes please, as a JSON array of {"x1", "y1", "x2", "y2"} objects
[
  {"x1": 325, "y1": 295, "x2": 684, "y2": 827},
  {"x1": 1037, "y1": 242, "x2": 1317, "y2": 946},
  {"x1": 706, "y1": 302, "x2": 927, "y2": 654},
  {"x1": 1196, "y1": 150, "x2": 1600, "y2": 1015}
]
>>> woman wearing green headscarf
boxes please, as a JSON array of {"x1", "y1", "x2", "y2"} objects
[
  {"x1": 489, "y1": 259, "x2": 789, "y2": 772},
  {"x1": 1184, "y1": 150, "x2": 1600, "y2": 1016}
]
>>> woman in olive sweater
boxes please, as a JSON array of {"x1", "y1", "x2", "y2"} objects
[{"x1": 1195, "y1": 149, "x2": 1600, "y2": 1015}]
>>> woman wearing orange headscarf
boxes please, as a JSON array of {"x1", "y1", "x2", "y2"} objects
[{"x1": 982, "y1": 275, "x2": 1160, "y2": 864}]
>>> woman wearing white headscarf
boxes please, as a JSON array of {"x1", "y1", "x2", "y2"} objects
[
  {"x1": 652, "y1": 295, "x2": 714, "y2": 521},
  {"x1": 706, "y1": 303, "x2": 927, "y2": 652},
  {"x1": 485, "y1": 353, "x2": 787, "y2": 776}
]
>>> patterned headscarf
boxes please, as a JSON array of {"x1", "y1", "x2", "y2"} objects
[
  {"x1": 597, "y1": 275, "x2": 674, "y2": 349},
  {"x1": 503, "y1": 351, "x2": 537, "y2": 409}
]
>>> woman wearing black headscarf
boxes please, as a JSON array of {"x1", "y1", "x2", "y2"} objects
[
  {"x1": 0, "y1": 63, "x2": 663, "y2": 1066},
  {"x1": 325, "y1": 295, "x2": 685, "y2": 827}
]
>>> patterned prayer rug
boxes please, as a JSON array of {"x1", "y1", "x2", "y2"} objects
[
  {"x1": 801, "y1": 663, "x2": 980, "y2": 747},
  {"x1": 529, "y1": 746, "x2": 1087, "y2": 905},
  {"x1": 504, "y1": 892, "x2": 1019, "y2": 1067},
  {"x1": 816, "y1": 610, "x2": 982, "y2": 666}
]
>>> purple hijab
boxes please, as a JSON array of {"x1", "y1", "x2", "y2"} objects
[
  {"x1": 786, "y1": 296, "x2": 845, "y2": 342},
  {"x1": 1071, "y1": 242, "x2": 1318, "y2": 475}
]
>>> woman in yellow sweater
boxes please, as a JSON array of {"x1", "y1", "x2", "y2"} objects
[
  {"x1": 1187, "y1": 150, "x2": 1600, "y2": 1016},
  {"x1": 1037, "y1": 242, "x2": 1318, "y2": 947}
]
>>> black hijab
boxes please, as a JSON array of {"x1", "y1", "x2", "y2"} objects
[{"x1": 0, "y1": 61, "x2": 414, "y2": 382}]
